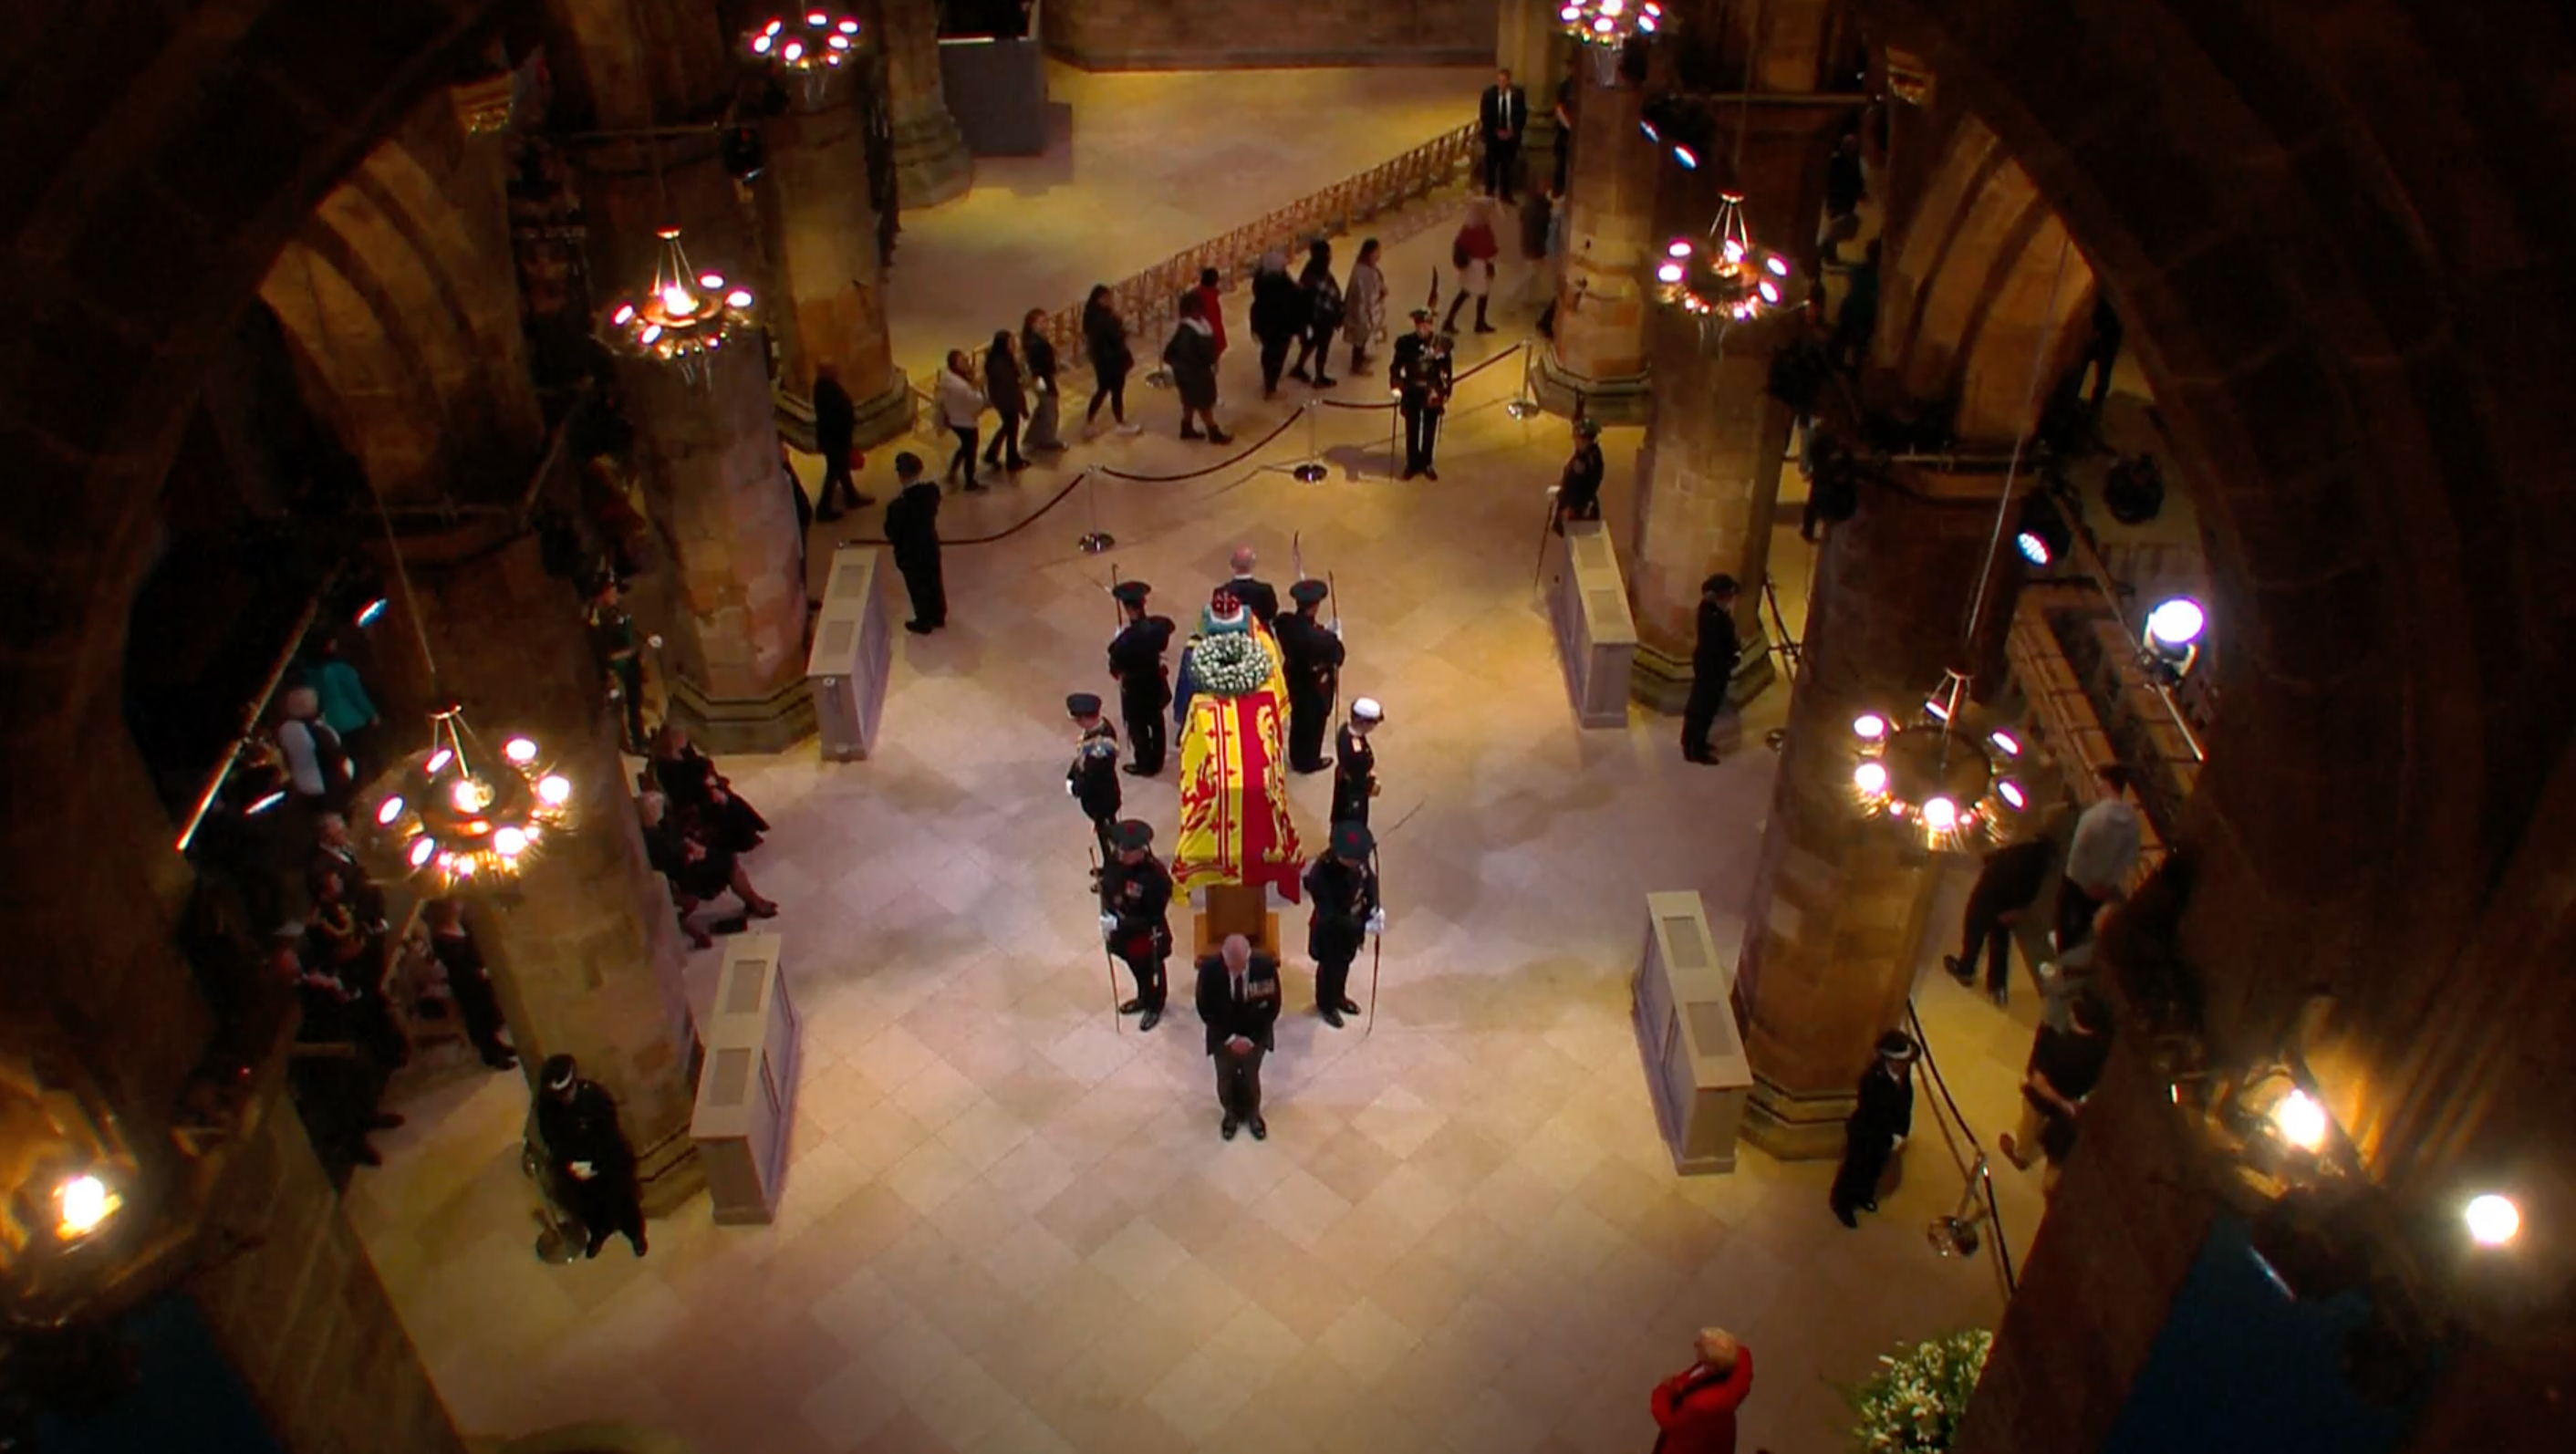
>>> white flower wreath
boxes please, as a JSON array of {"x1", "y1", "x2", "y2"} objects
[
  {"x1": 1192, "y1": 632, "x2": 1271, "y2": 698},
  {"x1": 1843, "y1": 1328, "x2": 1993, "y2": 1453}
]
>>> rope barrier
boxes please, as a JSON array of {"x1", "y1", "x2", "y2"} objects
[
  {"x1": 1093, "y1": 408, "x2": 1306, "y2": 483},
  {"x1": 831, "y1": 469, "x2": 1093, "y2": 549},
  {"x1": 1314, "y1": 340, "x2": 1527, "y2": 411}
]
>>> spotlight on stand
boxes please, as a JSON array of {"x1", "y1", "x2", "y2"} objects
[
  {"x1": 2142, "y1": 597, "x2": 2205, "y2": 683},
  {"x1": 2013, "y1": 490, "x2": 2072, "y2": 567}
]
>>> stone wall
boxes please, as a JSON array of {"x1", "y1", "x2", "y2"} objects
[{"x1": 1043, "y1": 0, "x2": 1499, "y2": 69}]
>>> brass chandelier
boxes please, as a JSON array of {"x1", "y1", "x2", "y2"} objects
[
  {"x1": 1655, "y1": 192, "x2": 1792, "y2": 325},
  {"x1": 351, "y1": 706, "x2": 576, "y2": 892},
  {"x1": 604, "y1": 228, "x2": 756, "y2": 385},
  {"x1": 1559, "y1": 1, "x2": 1667, "y2": 84},
  {"x1": 744, "y1": 10, "x2": 865, "y2": 104}
]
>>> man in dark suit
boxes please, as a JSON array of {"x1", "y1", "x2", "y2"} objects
[
  {"x1": 882, "y1": 453, "x2": 945, "y2": 633},
  {"x1": 1682, "y1": 574, "x2": 1742, "y2": 763},
  {"x1": 1945, "y1": 833, "x2": 2060, "y2": 1005},
  {"x1": 1098, "y1": 820, "x2": 1171, "y2": 1032},
  {"x1": 1107, "y1": 580, "x2": 1176, "y2": 776},
  {"x1": 1302, "y1": 821, "x2": 1379, "y2": 1028},
  {"x1": 1273, "y1": 579, "x2": 1345, "y2": 774},
  {"x1": 1194, "y1": 932, "x2": 1282, "y2": 1140},
  {"x1": 811, "y1": 361, "x2": 873, "y2": 519},
  {"x1": 1224, "y1": 545, "x2": 1278, "y2": 627},
  {"x1": 1480, "y1": 68, "x2": 1529, "y2": 202},
  {"x1": 1831, "y1": 1032, "x2": 1916, "y2": 1228}
]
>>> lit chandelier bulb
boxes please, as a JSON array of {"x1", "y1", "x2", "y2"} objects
[
  {"x1": 1921, "y1": 796, "x2": 1959, "y2": 832},
  {"x1": 660, "y1": 283, "x2": 696, "y2": 317}
]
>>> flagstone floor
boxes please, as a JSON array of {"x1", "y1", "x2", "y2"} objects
[{"x1": 348, "y1": 65, "x2": 2072, "y2": 1454}]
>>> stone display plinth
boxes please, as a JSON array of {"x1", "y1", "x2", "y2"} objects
[
  {"x1": 808, "y1": 545, "x2": 897, "y2": 762},
  {"x1": 1545, "y1": 520, "x2": 1638, "y2": 727},
  {"x1": 692, "y1": 932, "x2": 800, "y2": 1226},
  {"x1": 1632, "y1": 890, "x2": 1752, "y2": 1175}
]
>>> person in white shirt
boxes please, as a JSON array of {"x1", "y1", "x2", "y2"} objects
[
  {"x1": 2058, "y1": 763, "x2": 2141, "y2": 953},
  {"x1": 273, "y1": 686, "x2": 351, "y2": 809},
  {"x1": 936, "y1": 348, "x2": 987, "y2": 492}
]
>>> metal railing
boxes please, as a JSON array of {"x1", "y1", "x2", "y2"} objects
[
  {"x1": 909, "y1": 120, "x2": 1485, "y2": 441},
  {"x1": 1907, "y1": 1000, "x2": 2020, "y2": 1303}
]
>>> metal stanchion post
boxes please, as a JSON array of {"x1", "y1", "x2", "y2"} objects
[
  {"x1": 1075, "y1": 469, "x2": 1113, "y2": 555},
  {"x1": 1504, "y1": 338, "x2": 1544, "y2": 421},
  {"x1": 1293, "y1": 400, "x2": 1327, "y2": 483}
]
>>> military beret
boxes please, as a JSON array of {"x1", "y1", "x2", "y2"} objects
[
  {"x1": 1875, "y1": 1031, "x2": 1917, "y2": 1064},
  {"x1": 1112, "y1": 819, "x2": 1155, "y2": 851},
  {"x1": 1409, "y1": 308, "x2": 1436, "y2": 323},
  {"x1": 1330, "y1": 821, "x2": 1375, "y2": 859},
  {"x1": 1112, "y1": 580, "x2": 1151, "y2": 605},
  {"x1": 1066, "y1": 692, "x2": 1103, "y2": 717},
  {"x1": 1289, "y1": 579, "x2": 1328, "y2": 606}
]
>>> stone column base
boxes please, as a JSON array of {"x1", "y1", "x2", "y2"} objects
[
  {"x1": 1741, "y1": 1071, "x2": 1858, "y2": 1161},
  {"x1": 664, "y1": 672, "x2": 816, "y2": 755},
  {"x1": 774, "y1": 369, "x2": 917, "y2": 453},
  {"x1": 1533, "y1": 348, "x2": 1651, "y2": 425},
  {"x1": 892, "y1": 112, "x2": 973, "y2": 209},
  {"x1": 1630, "y1": 641, "x2": 1781, "y2": 716}
]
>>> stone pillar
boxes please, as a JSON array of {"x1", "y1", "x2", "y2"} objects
[
  {"x1": 873, "y1": 0, "x2": 973, "y2": 209},
  {"x1": 382, "y1": 530, "x2": 707, "y2": 1208},
  {"x1": 1625, "y1": 104, "x2": 1839, "y2": 712},
  {"x1": 1536, "y1": 63, "x2": 1659, "y2": 421},
  {"x1": 758, "y1": 65, "x2": 913, "y2": 447},
  {"x1": 1732, "y1": 471, "x2": 2024, "y2": 1158},
  {"x1": 586, "y1": 144, "x2": 814, "y2": 753}
]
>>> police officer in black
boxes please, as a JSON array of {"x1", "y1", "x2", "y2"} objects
[
  {"x1": 1330, "y1": 696, "x2": 1384, "y2": 827},
  {"x1": 1096, "y1": 819, "x2": 1172, "y2": 1032},
  {"x1": 1065, "y1": 692, "x2": 1121, "y2": 858},
  {"x1": 1831, "y1": 1032, "x2": 1917, "y2": 1229},
  {"x1": 1390, "y1": 310, "x2": 1452, "y2": 480},
  {"x1": 1273, "y1": 579, "x2": 1345, "y2": 774},
  {"x1": 1302, "y1": 820, "x2": 1381, "y2": 1028},
  {"x1": 1106, "y1": 581, "x2": 1176, "y2": 776},
  {"x1": 1553, "y1": 417, "x2": 1605, "y2": 533},
  {"x1": 535, "y1": 1054, "x2": 648, "y2": 1259}
]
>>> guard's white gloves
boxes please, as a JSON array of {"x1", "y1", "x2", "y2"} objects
[
  {"x1": 569, "y1": 1160, "x2": 597, "y2": 1180},
  {"x1": 1365, "y1": 909, "x2": 1386, "y2": 936},
  {"x1": 1065, "y1": 780, "x2": 1077, "y2": 796},
  {"x1": 647, "y1": 635, "x2": 664, "y2": 649},
  {"x1": 1891, "y1": 1135, "x2": 1907, "y2": 1151},
  {"x1": 1329, "y1": 620, "x2": 1343, "y2": 639},
  {"x1": 1098, "y1": 913, "x2": 1119, "y2": 940}
]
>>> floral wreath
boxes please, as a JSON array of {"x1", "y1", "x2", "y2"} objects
[{"x1": 1191, "y1": 632, "x2": 1271, "y2": 698}]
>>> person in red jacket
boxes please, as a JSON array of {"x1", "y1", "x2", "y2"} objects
[{"x1": 1650, "y1": 1327, "x2": 1754, "y2": 1454}]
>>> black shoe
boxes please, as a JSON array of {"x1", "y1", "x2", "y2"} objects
[
  {"x1": 1400, "y1": 468, "x2": 1419, "y2": 481},
  {"x1": 1944, "y1": 955, "x2": 1974, "y2": 986},
  {"x1": 585, "y1": 1235, "x2": 607, "y2": 1260},
  {"x1": 351, "y1": 1141, "x2": 383, "y2": 1168},
  {"x1": 1222, "y1": 1116, "x2": 1241, "y2": 1140},
  {"x1": 629, "y1": 1233, "x2": 649, "y2": 1258},
  {"x1": 1122, "y1": 764, "x2": 1154, "y2": 776},
  {"x1": 964, "y1": 481, "x2": 990, "y2": 493},
  {"x1": 1292, "y1": 757, "x2": 1333, "y2": 774},
  {"x1": 815, "y1": 508, "x2": 845, "y2": 523},
  {"x1": 1988, "y1": 985, "x2": 2010, "y2": 1009},
  {"x1": 1861, "y1": 1199, "x2": 1880, "y2": 1213},
  {"x1": 1833, "y1": 1202, "x2": 1858, "y2": 1229},
  {"x1": 854, "y1": 493, "x2": 879, "y2": 507},
  {"x1": 1321, "y1": 1006, "x2": 1345, "y2": 1028},
  {"x1": 371, "y1": 1113, "x2": 405, "y2": 1131},
  {"x1": 1474, "y1": 323, "x2": 1498, "y2": 335},
  {"x1": 905, "y1": 620, "x2": 933, "y2": 634},
  {"x1": 1338, "y1": 998, "x2": 1362, "y2": 1015},
  {"x1": 1181, "y1": 426, "x2": 1205, "y2": 440},
  {"x1": 1287, "y1": 366, "x2": 1311, "y2": 382},
  {"x1": 1007, "y1": 459, "x2": 1031, "y2": 472},
  {"x1": 1313, "y1": 375, "x2": 1337, "y2": 387},
  {"x1": 1137, "y1": 1007, "x2": 1162, "y2": 1033},
  {"x1": 1117, "y1": 998, "x2": 1142, "y2": 1015},
  {"x1": 484, "y1": 1053, "x2": 519, "y2": 1072},
  {"x1": 1422, "y1": 467, "x2": 1439, "y2": 480},
  {"x1": 1249, "y1": 1116, "x2": 1267, "y2": 1141},
  {"x1": 1207, "y1": 430, "x2": 1233, "y2": 444}
]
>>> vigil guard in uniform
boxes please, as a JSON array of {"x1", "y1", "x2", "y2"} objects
[
  {"x1": 1390, "y1": 310, "x2": 1453, "y2": 480},
  {"x1": 1302, "y1": 820, "x2": 1382, "y2": 1027},
  {"x1": 587, "y1": 575, "x2": 651, "y2": 753},
  {"x1": 1096, "y1": 819, "x2": 1172, "y2": 1032},
  {"x1": 1330, "y1": 696, "x2": 1384, "y2": 827},
  {"x1": 1554, "y1": 417, "x2": 1605, "y2": 533},
  {"x1": 1065, "y1": 692, "x2": 1122, "y2": 859},
  {"x1": 1272, "y1": 578, "x2": 1345, "y2": 774},
  {"x1": 1830, "y1": 1031, "x2": 1917, "y2": 1229},
  {"x1": 1106, "y1": 580, "x2": 1176, "y2": 776},
  {"x1": 534, "y1": 1054, "x2": 647, "y2": 1260}
]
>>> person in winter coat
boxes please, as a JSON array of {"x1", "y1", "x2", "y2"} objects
[
  {"x1": 1443, "y1": 199, "x2": 1503, "y2": 335},
  {"x1": 1081, "y1": 285, "x2": 1140, "y2": 435},
  {"x1": 981, "y1": 330, "x2": 1028, "y2": 473},
  {"x1": 1249, "y1": 249, "x2": 1308, "y2": 399},
  {"x1": 1192, "y1": 267, "x2": 1228, "y2": 359},
  {"x1": 937, "y1": 349, "x2": 986, "y2": 491},
  {"x1": 1020, "y1": 309, "x2": 1065, "y2": 452},
  {"x1": 1162, "y1": 291, "x2": 1231, "y2": 444},
  {"x1": 882, "y1": 452, "x2": 946, "y2": 633},
  {"x1": 1344, "y1": 238, "x2": 1387, "y2": 375},
  {"x1": 1648, "y1": 1328, "x2": 1755, "y2": 1454},
  {"x1": 1288, "y1": 240, "x2": 1345, "y2": 387}
]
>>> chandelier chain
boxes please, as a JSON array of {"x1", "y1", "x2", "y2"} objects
[{"x1": 1957, "y1": 229, "x2": 2077, "y2": 668}]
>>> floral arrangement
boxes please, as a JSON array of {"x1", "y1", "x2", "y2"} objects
[
  {"x1": 1844, "y1": 1328, "x2": 1993, "y2": 1453},
  {"x1": 1191, "y1": 632, "x2": 1272, "y2": 697}
]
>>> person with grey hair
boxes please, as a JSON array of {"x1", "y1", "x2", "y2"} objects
[
  {"x1": 1249, "y1": 247, "x2": 1307, "y2": 399},
  {"x1": 1194, "y1": 933, "x2": 1282, "y2": 1140},
  {"x1": 1648, "y1": 1326, "x2": 1756, "y2": 1453}
]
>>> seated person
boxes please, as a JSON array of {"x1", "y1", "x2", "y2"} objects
[
  {"x1": 649, "y1": 724, "x2": 768, "y2": 854},
  {"x1": 638, "y1": 791, "x2": 779, "y2": 949}
]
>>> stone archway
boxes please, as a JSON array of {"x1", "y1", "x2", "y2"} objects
[{"x1": 1848, "y1": 3, "x2": 2576, "y2": 1449}]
